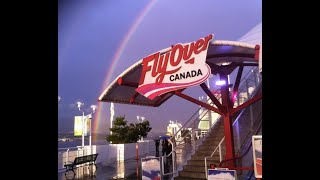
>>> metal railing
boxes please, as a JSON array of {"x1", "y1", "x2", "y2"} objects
[
  {"x1": 58, "y1": 146, "x2": 94, "y2": 172},
  {"x1": 219, "y1": 114, "x2": 262, "y2": 167},
  {"x1": 204, "y1": 110, "x2": 262, "y2": 178},
  {"x1": 204, "y1": 83, "x2": 262, "y2": 178},
  {"x1": 204, "y1": 136, "x2": 225, "y2": 178},
  {"x1": 162, "y1": 66, "x2": 261, "y2": 177},
  {"x1": 170, "y1": 66, "x2": 260, "y2": 148},
  {"x1": 161, "y1": 141, "x2": 176, "y2": 177},
  {"x1": 203, "y1": 106, "x2": 247, "y2": 178}
]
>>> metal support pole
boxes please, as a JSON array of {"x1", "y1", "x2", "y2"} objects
[
  {"x1": 253, "y1": 69, "x2": 258, "y2": 87},
  {"x1": 220, "y1": 73, "x2": 235, "y2": 167},
  {"x1": 89, "y1": 115, "x2": 92, "y2": 147},
  {"x1": 255, "y1": 69, "x2": 260, "y2": 85},
  {"x1": 246, "y1": 80, "x2": 250, "y2": 101},
  {"x1": 82, "y1": 111, "x2": 84, "y2": 147},
  {"x1": 228, "y1": 75, "x2": 231, "y2": 92},
  {"x1": 192, "y1": 128, "x2": 196, "y2": 153},
  {"x1": 219, "y1": 144, "x2": 222, "y2": 162},
  {"x1": 245, "y1": 79, "x2": 254, "y2": 131},
  {"x1": 222, "y1": 113, "x2": 235, "y2": 167},
  {"x1": 250, "y1": 105, "x2": 254, "y2": 131},
  {"x1": 172, "y1": 141, "x2": 176, "y2": 173},
  {"x1": 66, "y1": 149, "x2": 70, "y2": 163},
  {"x1": 136, "y1": 143, "x2": 139, "y2": 160},
  {"x1": 235, "y1": 121, "x2": 241, "y2": 154},
  {"x1": 237, "y1": 91, "x2": 240, "y2": 107}
]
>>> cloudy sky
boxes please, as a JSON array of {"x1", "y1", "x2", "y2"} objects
[{"x1": 58, "y1": 0, "x2": 262, "y2": 134}]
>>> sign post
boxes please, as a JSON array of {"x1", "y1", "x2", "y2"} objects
[
  {"x1": 141, "y1": 156, "x2": 161, "y2": 180},
  {"x1": 207, "y1": 168, "x2": 237, "y2": 180},
  {"x1": 252, "y1": 135, "x2": 262, "y2": 178}
]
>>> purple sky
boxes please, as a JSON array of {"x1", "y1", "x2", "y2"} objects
[{"x1": 58, "y1": 0, "x2": 262, "y2": 134}]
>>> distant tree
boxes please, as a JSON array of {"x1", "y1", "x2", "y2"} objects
[
  {"x1": 106, "y1": 116, "x2": 128, "y2": 144},
  {"x1": 106, "y1": 116, "x2": 152, "y2": 144}
]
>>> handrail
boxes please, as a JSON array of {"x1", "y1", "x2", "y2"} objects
[
  {"x1": 171, "y1": 66, "x2": 259, "y2": 145},
  {"x1": 58, "y1": 146, "x2": 81, "y2": 151},
  {"x1": 203, "y1": 112, "x2": 261, "y2": 178},
  {"x1": 170, "y1": 110, "x2": 210, "y2": 153},
  {"x1": 240, "y1": 66, "x2": 258, "y2": 83},
  {"x1": 204, "y1": 137, "x2": 225, "y2": 178},
  {"x1": 171, "y1": 66, "x2": 261, "y2": 177},
  {"x1": 162, "y1": 107, "x2": 216, "y2": 177},
  {"x1": 58, "y1": 146, "x2": 91, "y2": 172},
  {"x1": 169, "y1": 89, "x2": 220, "y2": 142},
  {"x1": 239, "y1": 110, "x2": 262, "y2": 150},
  {"x1": 218, "y1": 117, "x2": 262, "y2": 167},
  {"x1": 203, "y1": 72, "x2": 261, "y2": 178},
  {"x1": 168, "y1": 95, "x2": 219, "y2": 155},
  {"x1": 161, "y1": 140, "x2": 176, "y2": 176},
  {"x1": 161, "y1": 113, "x2": 207, "y2": 177},
  {"x1": 164, "y1": 98, "x2": 215, "y2": 156},
  {"x1": 248, "y1": 167, "x2": 255, "y2": 179}
]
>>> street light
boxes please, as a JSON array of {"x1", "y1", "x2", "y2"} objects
[
  {"x1": 77, "y1": 101, "x2": 97, "y2": 147},
  {"x1": 137, "y1": 116, "x2": 145, "y2": 123},
  {"x1": 89, "y1": 105, "x2": 97, "y2": 146},
  {"x1": 215, "y1": 80, "x2": 226, "y2": 86}
]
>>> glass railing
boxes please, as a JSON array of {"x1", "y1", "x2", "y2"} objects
[
  {"x1": 165, "y1": 66, "x2": 262, "y2": 177},
  {"x1": 218, "y1": 111, "x2": 262, "y2": 180},
  {"x1": 192, "y1": 66, "x2": 261, "y2": 150},
  {"x1": 204, "y1": 84, "x2": 262, "y2": 178}
]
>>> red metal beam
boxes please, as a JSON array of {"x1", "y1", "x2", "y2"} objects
[
  {"x1": 215, "y1": 166, "x2": 254, "y2": 171},
  {"x1": 222, "y1": 113, "x2": 236, "y2": 167},
  {"x1": 231, "y1": 66, "x2": 243, "y2": 107},
  {"x1": 173, "y1": 91, "x2": 223, "y2": 115},
  {"x1": 153, "y1": 92, "x2": 172, "y2": 107},
  {"x1": 200, "y1": 83, "x2": 225, "y2": 114},
  {"x1": 254, "y1": 44, "x2": 260, "y2": 60},
  {"x1": 220, "y1": 73, "x2": 235, "y2": 167},
  {"x1": 117, "y1": 77, "x2": 139, "y2": 87},
  {"x1": 231, "y1": 93, "x2": 262, "y2": 115},
  {"x1": 227, "y1": 62, "x2": 258, "y2": 67},
  {"x1": 129, "y1": 92, "x2": 140, "y2": 103},
  {"x1": 206, "y1": 53, "x2": 255, "y2": 59}
]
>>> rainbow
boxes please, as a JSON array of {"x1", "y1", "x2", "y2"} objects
[{"x1": 93, "y1": 0, "x2": 157, "y2": 137}]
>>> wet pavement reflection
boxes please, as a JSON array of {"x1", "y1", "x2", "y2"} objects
[{"x1": 58, "y1": 142, "x2": 193, "y2": 180}]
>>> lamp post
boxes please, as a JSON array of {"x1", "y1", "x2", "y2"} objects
[
  {"x1": 77, "y1": 101, "x2": 97, "y2": 147},
  {"x1": 89, "y1": 105, "x2": 97, "y2": 146}
]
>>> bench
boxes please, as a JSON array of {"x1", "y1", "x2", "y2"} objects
[{"x1": 64, "y1": 153, "x2": 98, "y2": 175}]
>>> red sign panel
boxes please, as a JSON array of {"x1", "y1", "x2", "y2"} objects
[{"x1": 136, "y1": 34, "x2": 213, "y2": 100}]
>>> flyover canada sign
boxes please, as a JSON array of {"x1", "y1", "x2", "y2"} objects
[{"x1": 136, "y1": 34, "x2": 213, "y2": 100}]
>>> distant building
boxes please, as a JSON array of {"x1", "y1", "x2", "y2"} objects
[
  {"x1": 167, "y1": 120, "x2": 191, "y2": 141},
  {"x1": 167, "y1": 120, "x2": 182, "y2": 136},
  {"x1": 198, "y1": 91, "x2": 221, "y2": 137}
]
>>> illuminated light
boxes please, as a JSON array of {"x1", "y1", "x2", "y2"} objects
[
  {"x1": 90, "y1": 105, "x2": 97, "y2": 113},
  {"x1": 232, "y1": 93, "x2": 238, "y2": 103},
  {"x1": 216, "y1": 80, "x2": 226, "y2": 86},
  {"x1": 221, "y1": 62, "x2": 231, "y2": 66},
  {"x1": 76, "y1": 101, "x2": 83, "y2": 111}
]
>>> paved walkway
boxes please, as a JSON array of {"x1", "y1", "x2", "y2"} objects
[{"x1": 58, "y1": 143, "x2": 193, "y2": 180}]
